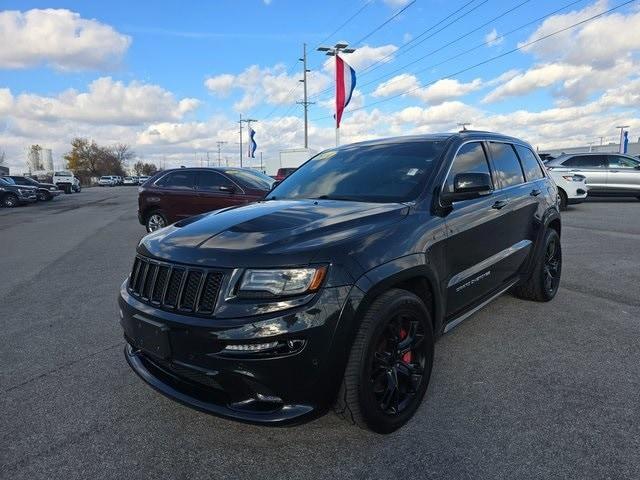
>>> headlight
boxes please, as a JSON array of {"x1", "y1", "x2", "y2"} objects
[
  {"x1": 562, "y1": 174, "x2": 586, "y2": 182},
  {"x1": 49, "y1": 187, "x2": 56, "y2": 191},
  {"x1": 18, "y1": 188, "x2": 32, "y2": 196},
  {"x1": 237, "y1": 267, "x2": 327, "y2": 298}
]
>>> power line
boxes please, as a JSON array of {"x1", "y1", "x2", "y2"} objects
[
  {"x1": 308, "y1": 0, "x2": 484, "y2": 101},
  {"x1": 316, "y1": 0, "x2": 374, "y2": 47},
  {"x1": 317, "y1": 0, "x2": 589, "y2": 105},
  {"x1": 311, "y1": 0, "x2": 636, "y2": 121},
  {"x1": 345, "y1": 0, "x2": 545, "y2": 94},
  {"x1": 260, "y1": 0, "x2": 374, "y2": 121},
  {"x1": 353, "y1": 0, "x2": 417, "y2": 46}
]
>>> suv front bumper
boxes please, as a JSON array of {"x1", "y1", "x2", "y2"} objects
[{"x1": 119, "y1": 280, "x2": 358, "y2": 425}]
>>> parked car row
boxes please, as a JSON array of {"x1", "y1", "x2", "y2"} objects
[
  {"x1": 99, "y1": 175, "x2": 150, "y2": 186},
  {"x1": 1, "y1": 175, "x2": 68, "y2": 207}
]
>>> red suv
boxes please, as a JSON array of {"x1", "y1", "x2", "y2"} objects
[
  {"x1": 138, "y1": 167, "x2": 274, "y2": 232},
  {"x1": 274, "y1": 167, "x2": 297, "y2": 182}
]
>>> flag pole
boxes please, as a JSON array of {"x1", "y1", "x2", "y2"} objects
[{"x1": 335, "y1": 53, "x2": 339, "y2": 147}]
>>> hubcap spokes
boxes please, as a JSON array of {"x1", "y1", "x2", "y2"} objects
[
  {"x1": 148, "y1": 215, "x2": 165, "y2": 231},
  {"x1": 370, "y1": 316, "x2": 425, "y2": 415}
]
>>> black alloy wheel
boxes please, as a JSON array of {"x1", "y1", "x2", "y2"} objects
[
  {"x1": 368, "y1": 314, "x2": 427, "y2": 416},
  {"x1": 543, "y1": 234, "x2": 561, "y2": 297},
  {"x1": 336, "y1": 289, "x2": 434, "y2": 433}
]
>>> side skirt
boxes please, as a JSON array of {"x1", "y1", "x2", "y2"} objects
[{"x1": 443, "y1": 279, "x2": 519, "y2": 334}]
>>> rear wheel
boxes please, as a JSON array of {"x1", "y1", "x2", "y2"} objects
[
  {"x1": 513, "y1": 228, "x2": 562, "y2": 302},
  {"x1": 2, "y1": 193, "x2": 19, "y2": 208},
  {"x1": 335, "y1": 289, "x2": 434, "y2": 434},
  {"x1": 558, "y1": 189, "x2": 568, "y2": 210},
  {"x1": 146, "y1": 210, "x2": 168, "y2": 232}
]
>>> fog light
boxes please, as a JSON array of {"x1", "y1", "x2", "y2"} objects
[{"x1": 224, "y1": 342, "x2": 279, "y2": 352}]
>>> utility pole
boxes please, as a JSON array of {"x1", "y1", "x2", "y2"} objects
[
  {"x1": 260, "y1": 151, "x2": 263, "y2": 172},
  {"x1": 239, "y1": 116, "x2": 258, "y2": 168},
  {"x1": 297, "y1": 43, "x2": 314, "y2": 149},
  {"x1": 216, "y1": 141, "x2": 227, "y2": 167},
  {"x1": 317, "y1": 42, "x2": 356, "y2": 147}
]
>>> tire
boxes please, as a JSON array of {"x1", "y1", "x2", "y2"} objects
[
  {"x1": 64, "y1": 185, "x2": 72, "y2": 194},
  {"x1": 558, "y1": 189, "x2": 568, "y2": 210},
  {"x1": 2, "y1": 193, "x2": 19, "y2": 208},
  {"x1": 146, "y1": 210, "x2": 168, "y2": 232},
  {"x1": 335, "y1": 289, "x2": 434, "y2": 434},
  {"x1": 513, "y1": 228, "x2": 562, "y2": 302},
  {"x1": 36, "y1": 191, "x2": 49, "y2": 201}
]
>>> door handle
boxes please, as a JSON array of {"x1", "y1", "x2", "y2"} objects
[
  {"x1": 492, "y1": 199, "x2": 509, "y2": 210},
  {"x1": 530, "y1": 189, "x2": 541, "y2": 196}
]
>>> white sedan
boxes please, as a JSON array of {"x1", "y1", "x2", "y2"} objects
[{"x1": 547, "y1": 169, "x2": 588, "y2": 210}]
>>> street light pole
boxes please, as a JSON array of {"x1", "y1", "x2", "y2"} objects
[
  {"x1": 317, "y1": 42, "x2": 356, "y2": 147},
  {"x1": 239, "y1": 117, "x2": 258, "y2": 167}
]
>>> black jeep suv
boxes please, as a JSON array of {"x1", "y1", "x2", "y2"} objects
[{"x1": 119, "y1": 131, "x2": 561, "y2": 433}]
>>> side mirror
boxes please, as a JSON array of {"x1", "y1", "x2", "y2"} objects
[
  {"x1": 442, "y1": 172, "x2": 492, "y2": 203},
  {"x1": 219, "y1": 185, "x2": 235, "y2": 194}
]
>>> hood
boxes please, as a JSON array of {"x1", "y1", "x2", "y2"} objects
[{"x1": 139, "y1": 199, "x2": 409, "y2": 268}]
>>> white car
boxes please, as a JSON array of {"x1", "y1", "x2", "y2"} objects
[
  {"x1": 547, "y1": 169, "x2": 588, "y2": 210},
  {"x1": 123, "y1": 176, "x2": 138, "y2": 185},
  {"x1": 137, "y1": 176, "x2": 150, "y2": 185},
  {"x1": 98, "y1": 176, "x2": 117, "y2": 186}
]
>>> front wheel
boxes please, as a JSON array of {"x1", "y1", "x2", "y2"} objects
[
  {"x1": 558, "y1": 189, "x2": 568, "y2": 210},
  {"x1": 513, "y1": 228, "x2": 562, "y2": 302},
  {"x1": 2, "y1": 193, "x2": 19, "y2": 207},
  {"x1": 335, "y1": 289, "x2": 434, "y2": 434},
  {"x1": 146, "y1": 210, "x2": 168, "y2": 232},
  {"x1": 37, "y1": 191, "x2": 49, "y2": 201}
]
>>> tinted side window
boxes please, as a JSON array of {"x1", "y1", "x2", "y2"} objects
[
  {"x1": 561, "y1": 155, "x2": 606, "y2": 168},
  {"x1": 444, "y1": 142, "x2": 491, "y2": 193},
  {"x1": 514, "y1": 145, "x2": 545, "y2": 181},
  {"x1": 608, "y1": 155, "x2": 639, "y2": 169},
  {"x1": 488, "y1": 143, "x2": 525, "y2": 188},
  {"x1": 156, "y1": 171, "x2": 196, "y2": 189},
  {"x1": 198, "y1": 171, "x2": 235, "y2": 191}
]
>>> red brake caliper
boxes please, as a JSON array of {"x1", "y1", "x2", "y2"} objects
[{"x1": 399, "y1": 328, "x2": 412, "y2": 363}]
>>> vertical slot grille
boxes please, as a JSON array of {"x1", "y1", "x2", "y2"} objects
[{"x1": 127, "y1": 256, "x2": 224, "y2": 316}]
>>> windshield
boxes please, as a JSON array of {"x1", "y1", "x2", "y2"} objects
[
  {"x1": 100, "y1": 176, "x2": 111, "y2": 180},
  {"x1": 268, "y1": 141, "x2": 446, "y2": 203},
  {"x1": 225, "y1": 169, "x2": 275, "y2": 190},
  {"x1": 55, "y1": 171, "x2": 71, "y2": 176}
]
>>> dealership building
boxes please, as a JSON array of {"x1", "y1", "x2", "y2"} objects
[{"x1": 541, "y1": 138, "x2": 640, "y2": 157}]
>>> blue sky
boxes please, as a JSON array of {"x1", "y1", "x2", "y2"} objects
[{"x1": 0, "y1": 0, "x2": 639, "y2": 171}]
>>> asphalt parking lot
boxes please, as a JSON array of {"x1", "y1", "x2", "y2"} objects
[{"x1": 1, "y1": 187, "x2": 639, "y2": 480}]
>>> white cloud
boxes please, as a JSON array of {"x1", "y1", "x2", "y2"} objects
[
  {"x1": 0, "y1": 9, "x2": 131, "y2": 70},
  {"x1": 383, "y1": 0, "x2": 413, "y2": 7},
  {"x1": 373, "y1": 74, "x2": 483, "y2": 105},
  {"x1": 5, "y1": 77, "x2": 199, "y2": 126},
  {"x1": 205, "y1": 64, "x2": 330, "y2": 112},
  {"x1": 519, "y1": 0, "x2": 640, "y2": 68},
  {"x1": 204, "y1": 74, "x2": 235, "y2": 97},
  {"x1": 482, "y1": 63, "x2": 592, "y2": 103},
  {"x1": 485, "y1": 28, "x2": 503, "y2": 47}
]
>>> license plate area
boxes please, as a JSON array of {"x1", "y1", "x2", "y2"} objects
[{"x1": 127, "y1": 316, "x2": 171, "y2": 359}]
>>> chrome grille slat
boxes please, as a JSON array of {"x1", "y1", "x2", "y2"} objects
[{"x1": 127, "y1": 256, "x2": 224, "y2": 317}]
